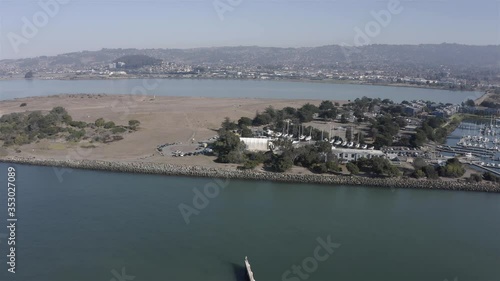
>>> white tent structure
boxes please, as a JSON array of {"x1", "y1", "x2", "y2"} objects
[{"x1": 240, "y1": 138, "x2": 272, "y2": 152}]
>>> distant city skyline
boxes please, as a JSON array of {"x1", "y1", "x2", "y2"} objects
[{"x1": 1, "y1": 0, "x2": 499, "y2": 59}]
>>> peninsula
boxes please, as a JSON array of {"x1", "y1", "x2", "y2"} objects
[{"x1": 0, "y1": 93, "x2": 499, "y2": 192}]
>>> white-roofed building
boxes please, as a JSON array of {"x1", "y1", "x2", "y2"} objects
[
  {"x1": 332, "y1": 148, "x2": 385, "y2": 162},
  {"x1": 240, "y1": 137, "x2": 273, "y2": 152}
]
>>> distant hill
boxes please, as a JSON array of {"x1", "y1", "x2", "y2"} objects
[
  {"x1": 113, "y1": 55, "x2": 162, "y2": 69},
  {"x1": 2, "y1": 44, "x2": 500, "y2": 75}
]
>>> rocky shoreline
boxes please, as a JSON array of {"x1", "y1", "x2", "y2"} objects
[{"x1": 1, "y1": 157, "x2": 499, "y2": 193}]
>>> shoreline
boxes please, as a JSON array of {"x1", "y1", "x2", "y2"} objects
[
  {"x1": 1, "y1": 157, "x2": 499, "y2": 193},
  {"x1": 0, "y1": 76, "x2": 482, "y2": 93}
]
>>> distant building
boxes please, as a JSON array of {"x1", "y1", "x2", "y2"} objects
[
  {"x1": 404, "y1": 105, "x2": 423, "y2": 116},
  {"x1": 331, "y1": 148, "x2": 385, "y2": 162},
  {"x1": 109, "y1": 71, "x2": 127, "y2": 76},
  {"x1": 404, "y1": 125, "x2": 418, "y2": 131}
]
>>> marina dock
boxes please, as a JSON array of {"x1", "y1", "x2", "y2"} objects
[
  {"x1": 470, "y1": 163, "x2": 500, "y2": 177},
  {"x1": 436, "y1": 146, "x2": 496, "y2": 157},
  {"x1": 245, "y1": 256, "x2": 256, "y2": 281}
]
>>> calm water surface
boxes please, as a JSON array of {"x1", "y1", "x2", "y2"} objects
[
  {"x1": 0, "y1": 164, "x2": 499, "y2": 281},
  {"x1": 0, "y1": 79, "x2": 481, "y2": 103},
  {"x1": 0, "y1": 80, "x2": 496, "y2": 280}
]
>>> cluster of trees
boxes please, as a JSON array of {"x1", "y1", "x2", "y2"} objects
[
  {"x1": 410, "y1": 116, "x2": 448, "y2": 147},
  {"x1": 223, "y1": 113, "x2": 328, "y2": 140},
  {"x1": 275, "y1": 140, "x2": 341, "y2": 173},
  {"x1": 480, "y1": 100, "x2": 500, "y2": 109},
  {"x1": 370, "y1": 114, "x2": 407, "y2": 148},
  {"x1": 230, "y1": 97, "x2": 440, "y2": 150},
  {"x1": 0, "y1": 106, "x2": 73, "y2": 146},
  {"x1": 352, "y1": 157, "x2": 401, "y2": 177},
  {"x1": 212, "y1": 129, "x2": 247, "y2": 163},
  {"x1": 482, "y1": 172, "x2": 500, "y2": 183},
  {"x1": 128, "y1": 120, "x2": 141, "y2": 130},
  {"x1": 411, "y1": 158, "x2": 465, "y2": 179},
  {"x1": 345, "y1": 97, "x2": 391, "y2": 116},
  {"x1": 91, "y1": 118, "x2": 138, "y2": 142},
  {"x1": 347, "y1": 97, "x2": 461, "y2": 149},
  {"x1": 0, "y1": 107, "x2": 138, "y2": 146},
  {"x1": 467, "y1": 172, "x2": 500, "y2": 183},
  {"x1": 212, "y1": 128, "x2": 342, "y2": 174},
  {"x1": 437, "y1": 158, "x2": 465, "y2": 178},
  {"x1": 339, "y1": 97, "x2": 417, "y2": 148},
  {"x1": 221, "y1": 117, "x2": 253, "y2": 137},
  {"x1": 468, "y1": 172, "x2": 500, "y2": 183},
  {"x1": 250, "y1": 101, "x2": 339, "y2": 128},
  {"x1": 464, "y1": 99, "x2": 476, "y2": 107}
]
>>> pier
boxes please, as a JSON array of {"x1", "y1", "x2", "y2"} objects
[
  {"x1": 470, "y1": 163, "x2": 500, "y2": 177},
  {"x1": 435, "y1": 146, "x2": 496, "y2": 158},
  {"x1": 245, "y1": 256, "x2": 256, "y2": 281}
]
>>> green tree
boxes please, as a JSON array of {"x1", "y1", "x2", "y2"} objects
[
  {"x1": 311, "y1": 163, "x2": 328, "y2": 174},
  {"x1": 340, "y1": 114, "x2": 349, "y2": 123},
  {"x1": 326, "y1": 161, "x2": 341, "y2": 172},
  {"x1": 319, "y1": 108, "x2": 338, "y2": 119},
  {"x1": 346, "y1": 162, "x2": 360, "y2": 175},
  {"x1": 238, "y1": 160, "x2": 260, "y2": 170},
  {"x1": 69, "y1": 121, "x2": 87, "y2": 128},
  {"x1": 270, "y1": 154, "x2": 293, "y2": 172},
  {"x1": 465, "y1": 99, "x2": 475, "y2": 107},
  {"x1": 128, "y1": 120, "x2": 140, "y2": 127},
  {"x1": 316, "y1": 141, "x2": 332, "y2": 153},
  {"x1": 67, "y1": 128, "x2": 86, "y2": 141},
  {"x1": 423, "y1": 165, "x2": 439, "y2": 179},
  {"x1": 300, "y1": 103, "x2": 319, "y2": 114},
  {"x1": 104, "y1": 121, "x2": 116, "y2": 129},
  {"x1": 373, "y1": 134, "x2": 392, "y2": 148},
  {"x1": 240, "y1": 126, "x2": 253, "y2": 137},
  {"x1": 213, "y1": 130, "x2": 246, "y2": 163},
  {"x1": 413, "y1": 169, "x2": 425, "y2": 179},
  {"x1": 386, "y1": 165, "x2": 402, "y2": 177},
  {"x1": 413, "y1": 157, "x2": 427, "y2": 170},
  {"x1": 252, "y1": 112, "x2": 273, "y2": 126},
  {"x1": 467, "y1": 174, "x2": 482, "y2": 183},
  {"x1": 319, "y1": 100, "x2": 335, "y2": 111},
  {"x1": 483, "y1": 172, "x2": 500, "y2": 183},
  {"x1": 221, "y1": 117, "x2": 238, "y2": 130},
  {"x1": 264, "y1": 106, "x2": 277, "y2": 119},
  {"x1": 95, "y1": 118, "x2": 106, "y2": 127},
  {"x1": 438, "y1": 158, "x2": 465, "y2": 178},
  {"x1": 112, "y1": 127, "x2": 127, "y2": 134},
  {"x1": 14, "y1": 133, "x2": 30, "y2": 145},
  {"x1": 410, "y1": 129, "x2": 427, "y2": 147},
  {"x1": 49, "y1": 106, "x2": 72, "y2": 123},
  {"x1": 237, "y1": 117, "x2": 253, "y2": 128}
]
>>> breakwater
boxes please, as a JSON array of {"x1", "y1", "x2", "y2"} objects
[{"x1": 1, "y1": 157, "x2": 499, "y2": 193}]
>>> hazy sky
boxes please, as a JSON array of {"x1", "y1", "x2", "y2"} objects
[{"x1": 0, "y1": 0, "x2": 499, "y2": 59}]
